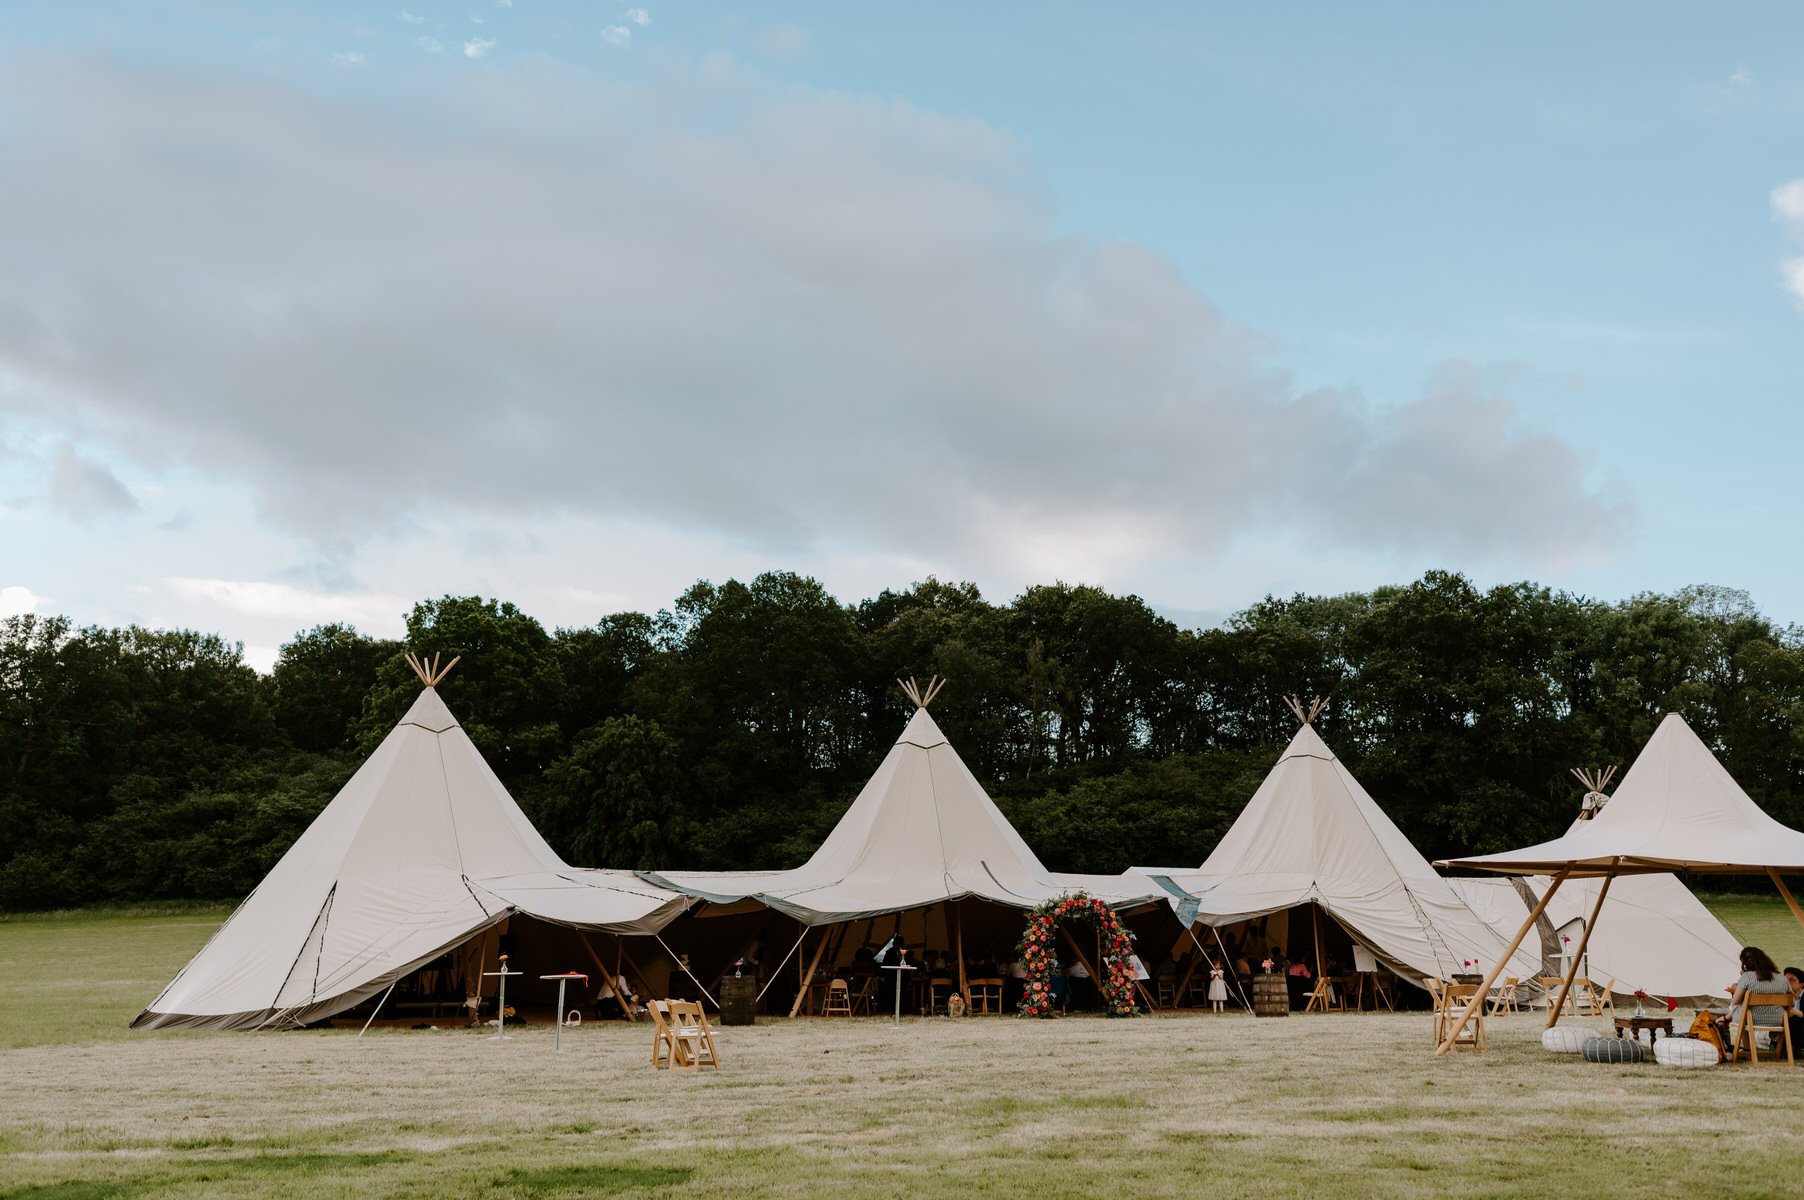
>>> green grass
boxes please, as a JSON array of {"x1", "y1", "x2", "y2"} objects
[
  {"x1": 1, "y1": 900, "x2": 1802, "y2": 1199},
  {"x1": 1702, "y1": 893, "x2": 1804, "y2": 967}
]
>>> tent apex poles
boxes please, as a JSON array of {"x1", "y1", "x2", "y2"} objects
[{"x1": 1437, "y1": 867, "x2": 1570, "y2": 1055}]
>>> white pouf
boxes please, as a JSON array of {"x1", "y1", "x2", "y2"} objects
[
  {"x1": 1652, "y1": 1036, "x2": 1719, "y2": 1068},
  {"x1": 1541, "y1": 1025, "x2": 1589, "y2": 1053}
]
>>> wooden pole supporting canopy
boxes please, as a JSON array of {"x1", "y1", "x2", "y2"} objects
[
  {"x1": 1769, "y1": 868, "x2": 1804, "y2": 938},
  {"x1": 1546, "y1": 863, "x2": 1616, "y2": 1029},
  {"x1": 1437, "y1": 868, "x2": 1570, "y2": 1055},
  {"x1": 576, "y1": 931, "x2": 638, "y2": 1023},
  {"x1": 789, "y1": 928, "x2": 831, "y2": 1018}
]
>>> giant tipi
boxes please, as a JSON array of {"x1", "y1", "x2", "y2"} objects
[
  {"x1": 133, "y1": 655, "x2": 690, "y2": 1030},
  {"x1": 1134, "y1": 699, "x2": 1537, "y2": 987},
  {"x1": 643, "y1": 678, "x2": 1165, "y2": 1012}
]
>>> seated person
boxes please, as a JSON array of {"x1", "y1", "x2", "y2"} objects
[
  {"x1": 1726, "y1": 946, "x2": 1789, "y2": 1049},
  {"x1": 596, "y1": 975, "x2": 643, "y2": 1019},
  {"x1": 1286, "y1": 957, "x2": 1313, "y2": 1009}
]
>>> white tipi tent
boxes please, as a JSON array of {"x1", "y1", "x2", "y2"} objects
[
  {"x1": 644, "y1": 679, "x2": 1163, "y2": 924},
  {"x1": 1436, "y1": 712, "x2": 1804, "y2": 1049},
  {"x1": 133, "y1": 657, "x2": 690, "y2": 1031},
  {"x1": 1134, "y1": 709, "x2": 1538, "y2": 985}
]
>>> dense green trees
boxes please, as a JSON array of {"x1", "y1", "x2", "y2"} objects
[{"x1": 3, "y1": 572, "x2": 1803, "y2": 910}]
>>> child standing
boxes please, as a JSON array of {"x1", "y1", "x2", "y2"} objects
[{"x1": 1207, "y1": 966, "x2": 1228, "y2": 1013}]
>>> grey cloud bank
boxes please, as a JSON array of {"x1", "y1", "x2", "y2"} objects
[{"x1": 0, "y1": 55, "x2": 1624, "y2": 587}]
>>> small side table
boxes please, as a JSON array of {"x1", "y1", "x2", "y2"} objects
[{"x1": 1614, "y1": 1015, "x2": 1674, "y2": 1044}]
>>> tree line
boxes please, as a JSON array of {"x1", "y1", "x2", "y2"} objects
[{"x1": 3, "y1": 569, "x2": 1801, "y2": 911}]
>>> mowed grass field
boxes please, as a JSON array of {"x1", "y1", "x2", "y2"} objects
[{"x1": 1, "y1": 899, "x2": 1800, "y2": 1200}]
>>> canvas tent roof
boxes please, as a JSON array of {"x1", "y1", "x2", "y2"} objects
[
  {"x1": 643, "y1": 705, "x2": 1165, "y2": 925},
  {"x1": 133, "y1": 685, "x2": 691, "y2": 1031},
  {"x1": 1445, "y1": 871, "x2": 1741, "y2": 1004},
  {"x1": 1134, "y1": 722, "x2": 1538, "y2": 983},
  {"x1": 1441, "y1": 713, "x2": 1804, "y2": 876}
]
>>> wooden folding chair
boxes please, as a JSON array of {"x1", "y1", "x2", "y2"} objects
[
  {"x1": 1487, "y1": 977, "x2": 1520, "y2": 1015},
  {"x1": 1536, "y1": 975, "x2": 1574, "y2": 1015},
  {"x1": 1440, "y1": 982, "x2": 1486, "y2": 1052},
  {"x1": 664, "y1": 1000, "x2": 720, "y2": 1071},
  {"x1": 1303, "y1": 976, "x2": 1341, "y2": 1013},
  {"x1": 1425, "y1": 978, "x2": 1449, "y2": 1044},
  {"x1": 927, "y1": 975, "x2": 954, "y2": 1015},
  {"x1": 1732, "y1": 994, "x2": 1796, "y2": 1065},
  {"x1": 648, "y1": 1000, "x2": 676, "y2": 1069},
  {"x1": 848, "y1": 976, "x2": 876, "y2": 1016},
  {"x1": 1155, "y1": 978, "x2": 1176, "y2": 1009},
  {"x1": 823, "y1": 978, "x2": 852, "y2": 1017},
  {"x1": 1365, "y1": 971, "x2": 1395, "y2": 1012},
  {"x1": 968, "y1": 978, "x2": 1003, "y2": 1015},
  {"x1": 1576, "y1": 978, "x2": 1615, "y2": 1018}
]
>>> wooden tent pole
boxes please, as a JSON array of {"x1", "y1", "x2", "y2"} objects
[
  {"x1": 1438, "y1": 868, "x2": 1570, "y2": 1055},
  {"x1": 1312, "y1": 904, "x2": 1326, "y2": 983},
  {"x1": 615, "y1": 936, "x2": 657, "y2": 1009},
  {"x1": 954, "y1": 901, "x2": 970, "y2": 1007},
  {"x1": 576, "y1": 932, "x2": 638, "y2": 1023},
  {"x1": 1173, "y1": 930, "x2": 1207, "y2": 1006},
  {"x1": 1767, "y1": 868, "x2": 1804, "y2": 936},
  {"x1": 788, "y1": 926, "x2": 832, "y2": 1018},
  {"x1": 1547, "y1": 863, "x2": 1616, "y2": 1029}
]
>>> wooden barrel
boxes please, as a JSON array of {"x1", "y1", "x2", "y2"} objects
[
  {"x1": 1252, "y1": 972, "x2": 1289, "y2": 1018},
  {"x1": 719, "y1": 975, "x2": 757, "y2": 1026}
]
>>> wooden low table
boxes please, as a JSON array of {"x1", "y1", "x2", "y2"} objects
[{"x1": 1614, "y1": 1015, "x2": 1674, "y2": 1043}]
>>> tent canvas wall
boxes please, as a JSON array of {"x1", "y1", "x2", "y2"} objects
[
  {"x1": 133, "y1": 682, "x2": 690, "y2": 1030},
  {"x1": 1135, "y1": 721, "x2": 1539, "y2": 987}
]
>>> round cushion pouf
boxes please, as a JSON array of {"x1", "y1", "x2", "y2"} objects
[
  {"x1": 1541, "y1": 1025, "x2": 1589, "y2": 1053},
  {"x1": 1652, "y1": 1036, "x2": 1719, "y2": 1068},
  {"x1": 1582, "y1": 1035, "x2": 1646, "y2": 1063}
]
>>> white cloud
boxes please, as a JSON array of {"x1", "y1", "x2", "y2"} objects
[
  {"x1": 463, "y1": 37, "x2": 495, "y2": 58},
  {"x1": 165, "y1": 578, "x2": 410, "y2": 635},
  {"x1": 600, "y1": 25, "x2": 631, "y2": 46},
  {"x1": 625, "y1": 8, "x2": 650, "y2": 26},
  {"x1": 1730, "y1": 69, "x2": 1754, "y2": 87},
  {"x1": 243, "y1": 644, "x2": 280, "y2": 673},
  {"x1": 328, "y1": 51, "x2": 367, "y2": 68},
  {"x1": 399, "y1": 10, "x2": 425, "y2": 24},
  {"x1": 0, "y1": 585, "x2": 48, "y2": 618},
  {"x1": 1775, "y1": 180, "x2": 1804, "y2": 304},
  {"x1": 417, "y1": 36, "x2": 444, "y2": 54},
  {"x1": 0, "y1": 58, "x2": 1624, "y2": 589}
]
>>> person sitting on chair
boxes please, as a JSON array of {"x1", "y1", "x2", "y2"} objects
[{"x1": 1727, "y1": 946, "x2": 1788, "y2": 1050}]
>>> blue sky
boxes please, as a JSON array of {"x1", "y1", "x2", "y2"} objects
[{"x1": 1, "y1": 3, "x2": 1800, "y2": 668}]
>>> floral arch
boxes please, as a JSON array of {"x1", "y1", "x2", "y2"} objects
[{"x1": 1016, "y1": 893, "x2": 1139, "y2": 1017}]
